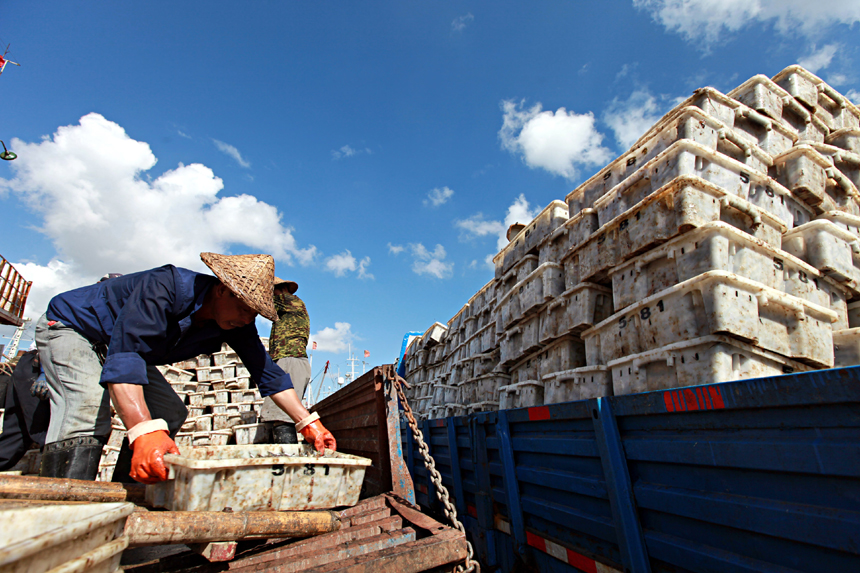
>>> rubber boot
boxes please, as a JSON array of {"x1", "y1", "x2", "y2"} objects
[
  {"x1": 272, "y1": 422, "x2": 298, "y2": 444},
  {"x1": 39, "y1": 436, "x2": 103, "y2": 480}
]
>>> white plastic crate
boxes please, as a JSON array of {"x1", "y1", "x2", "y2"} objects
[
  {"x1": 234, "y1": 422, "x2": 272, "y2": 445},
  {"x1": 422, "y1": 322, "x2": 448, "y2": 345},
  {"x1": 608, "y1": 335, "x2": 811, "y2": 397},
  {"x1": 807, "y1": 142, "x2": 860, "y2": 203},
  {"x1": 499, "y1": 314, "x2": 541, "y2": 366},
  {"x1": 728, "y1": 74, "x2": 811, "y2": 127},
  {"x1": 772, "y1": 65, "x2": 860, "y2": 131},
  {"x1": 818, "y1": 211, "x2": 860, "y2": 238},
  {"x1": 540, "y1": 282, "x2": 614, "y2": 342},
  {"x1": 467, "y1": 401, "x2": 500, "y2": 414},
  {"x1": 782, "y1": 220, "x2": 860, "y2": 293},
  {"x1": 0, "y1": 501, "x2": 133, "y2": 573},
  {"x1": 849, "y1": 301, "x2": 860, "y2": 328},
  {"x1": 833, "y1": 328, "x2": 860, "y2": 367},
  {"x1": 609, "y1": 221, "x2": 840, "y2": 313},
  {"x1": 460, "y1": 373, "x2": 508, "y2": 404},
  {"x1": 536, "y1": 335, "x2": 587, "y2": 378},
  {"x1": 771, "y1": 145, "x2": 833, "y2": 210},
  {"x1": 518, "y1": 262, "x2": 565, "y2": 317},
  {"x1": 563, "y1": 175, "x2": 788, "y2": 284},
  {"x1": 499, "y1": 381, "x2": 544, "y2": 410},
  {"x1": 827, "y1": 128, "x2": 860, "y2": 155},
  {"x1": 583, "y1": 271, "x2": 836, "y2": 368},
  {"x1": 145, "y1": 444, "x2": 372, "y2": 512},
  {"x1": 158, "y1": 365, "x2": 194, "y2": 383},
  {"x1": 543, "y1": 365, "x2": 612, "y2": 404},
  {"x1": 508, "y1": 200, "x2": 569, "y2": 254},
  {"x1": 684, "y1": 87, "x2": 798, "y2": 154},
  {"x1": 563, "y1": 208, "x2": 599, "y2": 254}
]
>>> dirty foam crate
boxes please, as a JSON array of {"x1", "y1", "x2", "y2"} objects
[
  {"x1": 535, "y1": 335, "x2": 587, "y2": 378},
  {"x1": 563, "y1": 175, "x2": 789, "y2": 285},
  {"x1": 827, "y1": 128, "x2": 860, "y2": 154},
  {"x1": 608, "y1": 335, "x2": 811, "y2": 397},
  {"x1": 563, "y1": 208, "x2": 600, "y2": 254},
  {"x1": 467, "y1": 401, "x2": 499, "y2": 414},
  {"x1": 609, "y1": 221, "x2": 840, "y2": 313},
  {"x1": 517, "y1": 262, "x2": 565, "y2": 317},
  {"x1": 583, "y1": 270, "x2": 836, "y2": 368},
  {"x1": 683, "y1": 87, "x2": 798, "y2": 155},
  {"x1": 540, "y1": 282, "x2": 614, "y2": 343},
  {"x1": 542, "y1": 365, "x2": 613, "y2": 404},
  {"x1": 0, "y1": 501, "x2": 133, "y2": 573},
  {"x1": 158, "y1": 365, "x2": 195, "y2": 383},
  {"x1": 145, "y1": 444, "x2": 372, "y2": 512},
  {"x1": 808, "y1": 142, "x2": 860, "y2": 195},
  {"x1": 833, "y1": 328, "x2": 860, "y2": 367},
  {"x1": 460, "y1": 373, "x2": 509, "y2": 404},
  {"x1": 507, "y1": 200, "x2": 569, "y2": 255},
  {"x1": 772, "y1": 65, "x2": 860, "y2": 131},
  {"x1": 782, "y1": 219, "x2": 860, "y2": 293}
]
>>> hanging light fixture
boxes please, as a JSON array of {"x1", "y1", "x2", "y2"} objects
[{"x1": 0, "y1": 140, "x2": 17, "y2": 160}]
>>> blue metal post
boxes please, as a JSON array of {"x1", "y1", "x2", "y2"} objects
[
  {"x1": 447, "y1": 417, "x2": 466, "y2": 517},
  {"x1": 471, "y1": 417, "x2": 499, "y2": 569},
  {"x1": 592, "y1": 397, "x2": 652, "y2": 573},
  {"x1": 497, "y1": 409, "x2": 528, "y2": 556}
]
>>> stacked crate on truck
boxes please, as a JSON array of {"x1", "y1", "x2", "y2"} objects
[{"x1": 401, "y1": 64, "x2": 860, "y2": 419}]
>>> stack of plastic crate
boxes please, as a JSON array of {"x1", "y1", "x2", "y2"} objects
[{"x1": 401, "y1": 64, "x2": 860, "y2": 415}]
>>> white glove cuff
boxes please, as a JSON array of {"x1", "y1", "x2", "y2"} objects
[
  {"x1": 296, "y1": 412, "x2": 320, "y2": 432},
  {"x1": 128, "y1": 419, "x2": 169, "y2": 444}
]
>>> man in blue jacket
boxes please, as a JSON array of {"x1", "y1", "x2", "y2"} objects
[{"x1": 35, "y1": 252, "x2": 336, "y2": 483}]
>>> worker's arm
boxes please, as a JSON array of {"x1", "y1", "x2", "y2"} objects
[
  {"x1": 108, "y1": 383, "x2": 179, "y2": 484},
  {"x1": 269, "y1": 388, "x2": 337, "y2": 452}
]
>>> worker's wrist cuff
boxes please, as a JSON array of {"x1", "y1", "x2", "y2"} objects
[
  {"x1": 128, "y1": 419, "x2": 169, "y2": 444},
  {"x1": 296, "y1": 412, "x2": 320, "y2": 432}
]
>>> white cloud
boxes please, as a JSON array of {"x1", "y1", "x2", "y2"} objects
[
  {"x1": 499, "y1": 99, "x2": 612, "y2": 180},
  {"x1": 409, "y1": 243, "x2": 453, "y2": 279},
  {"x1": 310, "y1": 322, "x2": 354, "y2": 353},
  {"x1": 388, "y1": 243, "x2": 405, "y2": 255},
  {"x1": 424, "y1": 186, "x2": 454, "y2": 207},
  {"x1": 325, "y1": 251, "x2": 357, "y2": 277},
  {"x1": 455, "y1": 194, "x2": 540, "y2": 258},
  {"x1": 331, "y1": 144, "x2": 372, "y2": 160},
  {"x1": 633, "y1": 0, "x2": 860, "y2": 48},
  {"x1": 324, "y1": 250, "x2": 373, "y2": 279},
  {"x1": 0, "y1": 113, "x2": 317, "y2": 319},
  {"x1": 604, "y1": 89, "x2": 663, "y2": 150},
  {"x1": 846, "y1": 89, "x2": 860, "y2": 105},
  {"x1": 452, "y1": 13, "x2": 474, "y2": 32},
  {"x1": 357, "y1": 256, "x2": 373, "y2": 280},
  {"x1": 799, "y1": 44, "x2": 840, "y2": 73},
  {"x1": 177, "y1": 130, "x2": 191, "y2": 139},
  {"x1": 213, "y1": 139, "x2": 251, "y2": 168}
]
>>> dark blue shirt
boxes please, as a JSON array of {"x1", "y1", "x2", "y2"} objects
[{"x1": 46, "y1": 265, "x2": 293, "y2": 397}]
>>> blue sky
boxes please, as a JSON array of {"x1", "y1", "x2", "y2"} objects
[{"x1": 2, "y1": 1, "x2": 860, "y2": 376}]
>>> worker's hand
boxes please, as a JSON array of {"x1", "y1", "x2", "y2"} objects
[
  {"x1": 299, "y1": 419, "x2": 337, "y2": 453},
  {"x1": 30, "y1": 374, "x2": 50, "y2": 400},
  {"x1": 130, "y1": 430, "x2": 179, "y2": 484}
]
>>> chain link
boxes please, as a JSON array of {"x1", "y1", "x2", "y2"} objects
[{"x1": 387, "y1": 367, "x2": 480, "y2": 573}]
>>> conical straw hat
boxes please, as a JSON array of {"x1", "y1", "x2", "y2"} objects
[{"x1": 200, "y1": 252, "x2": 278, "y2": 321}]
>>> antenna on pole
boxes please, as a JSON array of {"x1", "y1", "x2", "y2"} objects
[{"x1": 0, "y1": 44, "x2": 20, "y2": 77}]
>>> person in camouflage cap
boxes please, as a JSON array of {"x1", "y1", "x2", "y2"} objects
[{"x1": 261, "y1": 277, "x2": 312, "y2": 443}]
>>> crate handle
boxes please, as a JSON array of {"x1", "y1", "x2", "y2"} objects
[
  {"x1": 817, "y1": 82, "x2": 847, "y2": 108},
  {"x1": 720, "y1": 195, "x2": 763, "y2": 229},
  {"x1": 735, "y1": 106, "x2": 772, "y2": 131},
  {"x1": 718, "y1": 128, "x2": 753, "y2": 158},
  {"x1": 825, "y1": 167, "x2": 859, "y2": 199},
  {"x1": 781, "y1": 95, "x2": 812, "y2": 123},
  {"x1": 547, "y1": 297, "x2": 567, "y2": 311}
]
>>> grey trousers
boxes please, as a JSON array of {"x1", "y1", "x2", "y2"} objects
[
  {"x1": 34, "y1": 314, "x2": 188, "y2": 443},
  {"x1": 260, "y1": 356, "x2": 311, "y2": 423}
]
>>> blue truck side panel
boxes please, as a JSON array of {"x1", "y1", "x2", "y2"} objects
[{"x1": 402, "y1": 367, "x2": 860, "y2": 573}]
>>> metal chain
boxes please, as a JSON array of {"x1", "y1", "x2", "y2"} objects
[{"x1": 387, "y1": 367, "x2": 480, "y2": 573}]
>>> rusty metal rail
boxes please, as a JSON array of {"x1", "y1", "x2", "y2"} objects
[
  {"x1": 122, "y1": 494, "x2": 468, "y2": 573},
  {"x1": 0, "y1": 255, "x2": 31, "y2": 327}
]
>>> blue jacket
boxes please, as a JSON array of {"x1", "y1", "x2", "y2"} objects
[{"x1": 46, "y1": 265, "x2": 293, "y2": 397}]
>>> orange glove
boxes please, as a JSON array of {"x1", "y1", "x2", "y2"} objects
[
  {"x1": 299, "y1": 419, "x2": 337, "y2": 453},
  {"x1": 130, "y1": 430, "x2": 179, "y2": 484}
]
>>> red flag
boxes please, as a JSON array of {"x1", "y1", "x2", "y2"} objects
[
  {"x1": 312, "y1": 341, "x2": 317, "y2": 350},
  {"x1": 364, "y1": 350, "x2": 370, "y2": 358},
  {"x1": 0, "y1": 56, "x2": 6, "y2": 68}
]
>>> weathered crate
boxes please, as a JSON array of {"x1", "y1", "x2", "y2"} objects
[
  {"x1": 771, "y1": 144, "x2": 833, "y2": 209},
  {"x1": 499, "y1": 314, "x2": 541, "y2": 366},
  {"x1": 499, "y1": 381, "x2": 544, "y2": 409},
  {"x1": 542, "y1": 365, "x2": 612, "y2": 404},
  {"x1": 826, "y1": 128, "x2": 860, "y2": 154},
  {"x1": 609, "y1": 221, "x2": 841, "y2": 314},
  {"x1": 833, "y1": 328, "x2": 860, "y2": 367},
  {"x1": 772, "y1": 65, "x2": 860, "y2": 131},
  {"x1": 518, "y1": 262, "x2": 565, "y2": 317},
  {"x1": 583, "y1": 270, "x2": 836, "y2": 368},
  {"x1": 460, "y1": 373, "x2": 508, "y2": 404},
  {"x1": 782, "y1": 219, "x2": 860, "y2": 294},
  {"x1": 608, "y1": 335, "x2": 810, "y2": 396},
  {"x1": 539, "y1": 282, "x2": 614, "y2": 342}
]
